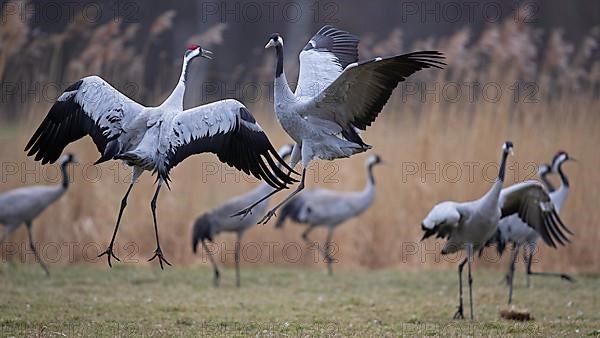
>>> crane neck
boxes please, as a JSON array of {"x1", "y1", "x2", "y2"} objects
[
  {"x1": 358, "y1": 162, "x2": 377, "y2": 201},
  {"x1": 497, "y1": 149, "x2": 509, "y2": 183},
  {"x1": 354, "y1": 163, "x2": 377, "y2": 210},
  {"x1": 161, "y1": 56, "x2": 191, "y2": 110},
  {"x1": 60, "y1": 161, "x2": 71, "y2": 189},
  {"x1": 275, "y1": 45, "x2": 284, "y2": 78},
  {"x1": 366, "y1": 163, "x2": 376, "y2": 187},
  {"x1": 551, "y1": 162, "x2": 570, "y2": 212},
  {"x1": 482, "y1": 148, "x2": 510, "y2": 206},
  {"x1": 556, "y1": 161, "x2": 570, "y2": 188},
  {"x1": 539, "y1": 169, "x2": 556, "y2": 192},
  {"x1": 273, "y1": 45, "x2": 294, "y2": 105}
]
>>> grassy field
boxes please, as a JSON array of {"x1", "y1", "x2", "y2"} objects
[{"x1": 0, "y1": 264, "x2": 598, "y2": 337}]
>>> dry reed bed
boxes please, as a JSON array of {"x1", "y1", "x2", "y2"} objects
[{"x1": 0, "y1": 2, "x2": 599, "y2": 272}]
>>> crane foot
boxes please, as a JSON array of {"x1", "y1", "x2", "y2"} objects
[
  {"x1": 231, "y1": 207, "x2": 253, "y2": 219},
  {"x1": 258, "y1": 210, "x2": 277, "y2": 225},
  {"x1": 148, "y1": 247, "x2": 172, "y2": 270},
  {"x1": 453, "y1": 305, "x2": 465, "y2": 320},
  {"x1": 98, "y1": 245, "x2": 120, "y2": 268}
]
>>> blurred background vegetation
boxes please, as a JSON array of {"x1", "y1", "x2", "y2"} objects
[{"x1": 0, "y1": 0, "x2": 598, "y2": 272}]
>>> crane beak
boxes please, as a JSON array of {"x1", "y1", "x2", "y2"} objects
[{"x1": 201, "y1": 49, "x2": 213, "y2": 59}]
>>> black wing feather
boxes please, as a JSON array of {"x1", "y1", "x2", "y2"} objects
[
  {"x1": 315, "y1": 50, "x2": 445, "y2": 141},
  {"x1": 500, "y1": 183, "x2": 573, "y2": 249},
  {"x1": 25, "y1": 78, "x2": 134, "y2": 165},
  {"x1": 349, "y1": 51, "x2": 445, "y2": 130},
  {"x1": 304, "y1": 25, "x2": 359, "y2": 68},
  {"x1": 163, "y1": 108, "x2": 298, "y2": 190}
]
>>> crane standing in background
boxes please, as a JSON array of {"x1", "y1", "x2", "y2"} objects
[{"x1": 0, "y1": 154, "x2": 77, "y2": 275}]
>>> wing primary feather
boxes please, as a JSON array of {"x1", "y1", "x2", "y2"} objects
[
  {"x1": 551, "y1": 209, "x2": 574, "y2": 235},
  {"x1": 264, "y1": 150, "x2": 297, "y2": 185},
  {"x1": 546, "y1": 212, "x2": 569, "y2": 245},
  {"x1": 25, "y1": 77, "x2": 141, "y2": 165},
  {"x1": 162, "y1": 106, "x2": 298, "y2": 189},
  {"x1": 540, "y1": 215, "x2": 557, "y2": 248}
]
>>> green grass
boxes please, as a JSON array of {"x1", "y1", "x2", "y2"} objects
[{"x1": 0, "y1": 263, "x2": 598, "y2": 337}]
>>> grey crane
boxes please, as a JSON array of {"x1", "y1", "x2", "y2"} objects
[
  {"x1": 0, "y1": 154, "x2": 77, "y2": 275},
  {"x1": 24, "y1": 44, "x2": 297, "y2": 269},
  {"x1": 421, "y1": 141, "x2": 572, "y2": 319},
  {"x1": 233, "y1": 25, "x2": 444, "y2": 223},
  {"x1": 192, "y1": 144, "x2": 293, "y2": 287},
  {"x1": 275, "y1": 154, "x2": 383, "y2": 275},
  {"x1": 489, "y1": 151, "x2": 575, "y2": 304}
]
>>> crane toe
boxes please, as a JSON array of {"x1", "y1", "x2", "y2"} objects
[
  {"x1": 453, "y1": 306, "x2": 465, "y2": 320},
  {"x1": 148, "y1": 247, "x2": 172, "y2": 270},
  {"x1": 97, "y1": 246, "x2": 121, "y2": 268},
  {"x1": 258, "y1": 210, "x2": 277, "y2": 225}
]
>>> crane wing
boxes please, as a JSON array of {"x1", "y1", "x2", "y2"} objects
[
  {"x1": 500, "y1": 180, "x2": 574, "y2": 248},
  {"x1": 295, "y1": 25, "x2": 359, "y2": 98},
  {"x1": 25, "y1": 76, "x2": 144, "y2": 164},
  {"x1": 421, "y1": 201, "x2": 464, "y2": 241},
  {"x1": 304, "y1": 51, "x2": 444, "y2": 144},
  {"x1": 159, "y1": 99, "x2": 297, "y2": 189}
]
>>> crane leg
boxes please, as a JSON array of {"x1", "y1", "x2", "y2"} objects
[
  {"x1": 466, "y1": 243, "x2": 474, "y2": 320},
  {"x1": 257, "y1": 168, "x2": 306, "y2": 225},
  {"x1": 201, "y1": 240, "x2": 220, "y2": 287},
  {"x1": 25, "y1": 222, "x2": 49, "y2": 276},
  {"x1": 231, "y1": 167, "x2": 295, "y2": 219},
  {"x1": 526, "y1": 251, "x2": 574, "y2": 283},
  {"x1": 147, "y1": 181, "x2": 171, "y2": 269},
  {"x1": 98, "y1": 182, "x2": 135, "y2": 267},
  {"x1": 324, "y1": 226, "x2": 335, "y2": 276},
  {"x1": 231, "y1": 187, "x2": 283, "y2": 218},
  {"x1": 503, "y1": 243, "x2": 518, "y2": 286},
  {"x1": 302, "y1": 226, "x2": 332, "y2": 275},
  {"x1": 507, "y1": 244, "x2": 520, "y2": 305},
  {"x1": 235, "y1": 232, "x2": 242, "y2": 287},
  {"x1": 523, "y1": 246, "x2": 531, "y2": 287},
  {"x1": 453, "y1": 257, "x2": 468, "y2": 319}
]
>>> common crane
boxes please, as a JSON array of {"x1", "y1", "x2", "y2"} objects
[
  {"x1": 489, "y1": 151, "x2": 575, "y2": 304},
  {"x1": 233, "y1": 26, "x2": 444, "y2": 223},
  {"x1": 24, "y1": 44, "x2": 296, "y2": 269},
  {"x1": 192, "y1": 144, "x2": 293, "y2": 287},
  {"x1": 0, "y1": 154, "x2": 77, "y2": 275},
  {"x1": 275, "y1": 154, "x2": 383, "y2": 275},
  {"x1": 421, "y1": 142, "x2": 572, "y2": 319}
]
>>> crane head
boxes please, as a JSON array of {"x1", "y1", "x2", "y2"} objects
[
  {"x1": 192, "y1": 214, "x2": 215, "y2": 253},
  {"x1": 60, "y1": 153, "x2": 78, "y2": 165},
  {"x1": 277, "y1": 144, "x2": 294, "y2": 159},
  {"x1": 265, "y1": 33, "x2": 283, "y2": 49},
  {"x1": 367, "y1": 154, "x2": 384, "y2": 167},
  {"x1": 184, "y1": 44, "x2": 213, "y2": 60},
  {"x1": 537, "y1": 163, "x2": 552, "y2": 177},
  {"x1": 503, "y1": 141, "x2": 514, "y2": 156},
  {"x1": 552, "y1": 150, "x2": 575, "y2": 172}
]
